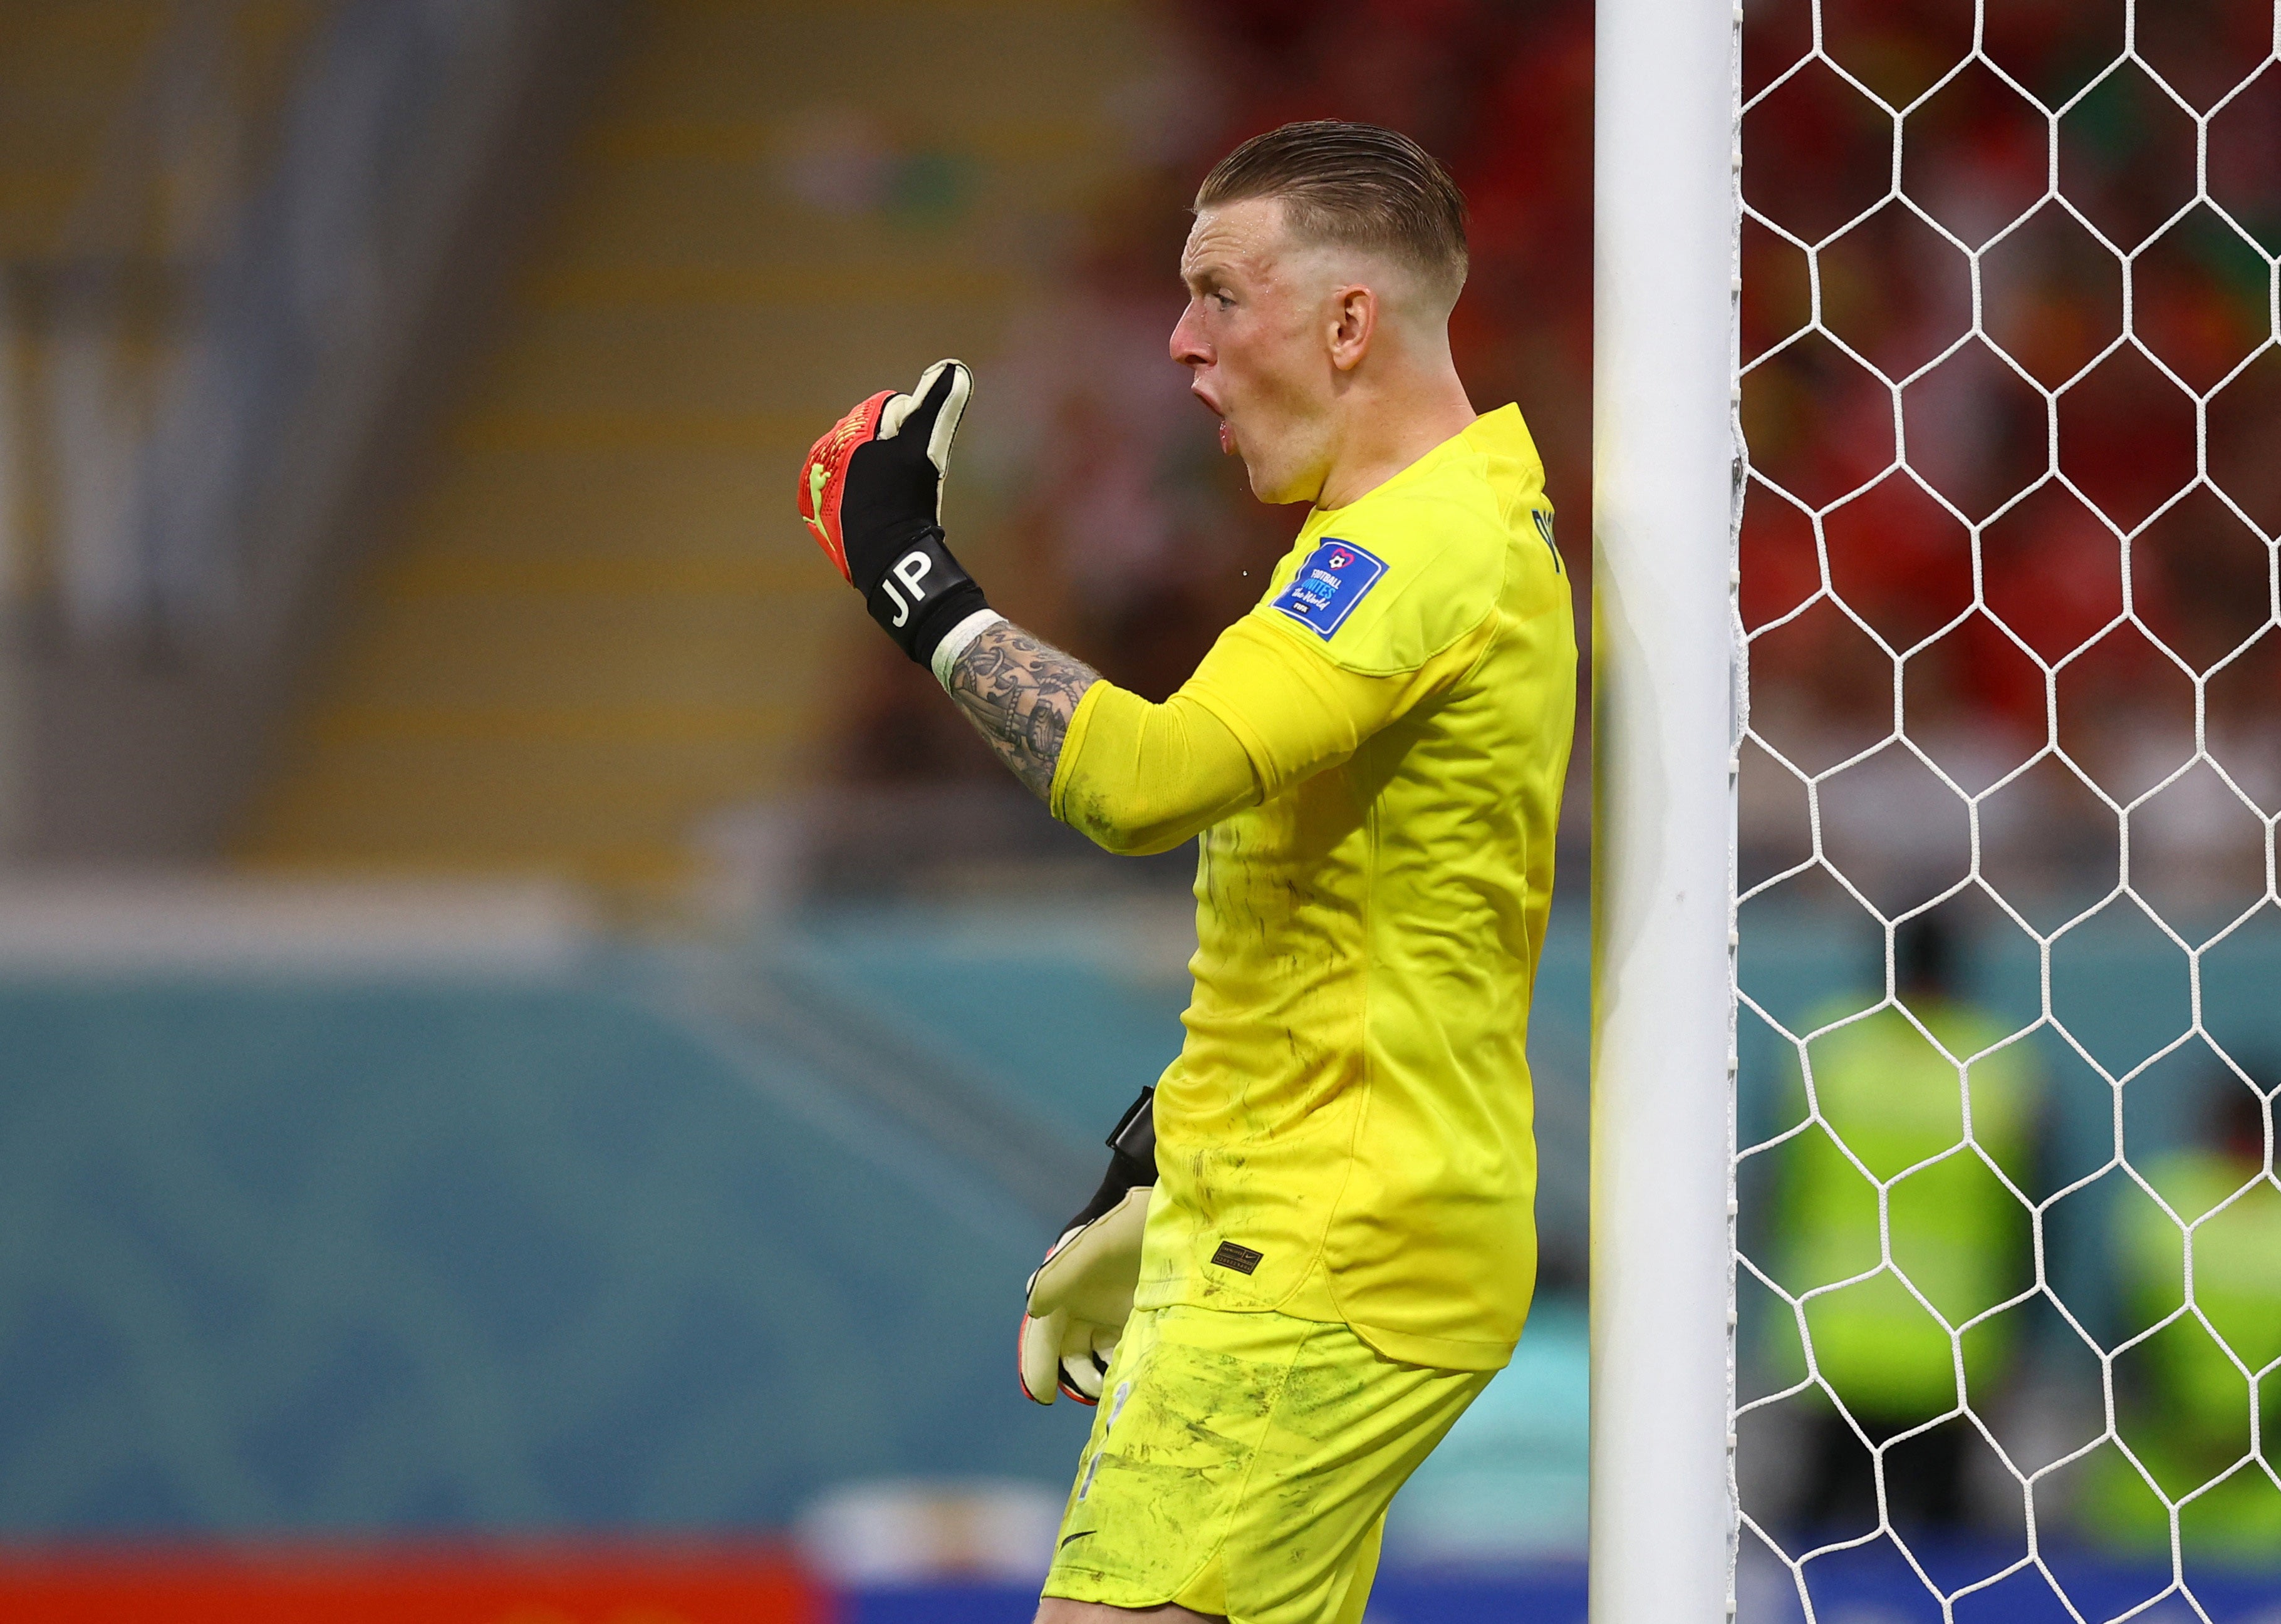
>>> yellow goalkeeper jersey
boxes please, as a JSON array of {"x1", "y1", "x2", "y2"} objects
[{"x1": 1050, "y1": 405, "x2": 1577, "y2": 1370}]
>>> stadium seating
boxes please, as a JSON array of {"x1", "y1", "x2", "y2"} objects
[
  {"x1": 0, "y1": 949, "x2": 1091, "y2": 1534},
  {"x1": 0, "y1": 891, "x2": 1577, "y2": 1542},
  {"x1": 0, "y1": 4, "x2": 169, "y2": 262},
  {"x1": 239, "y1": 0, "x2": 1161, "y2": 899}
]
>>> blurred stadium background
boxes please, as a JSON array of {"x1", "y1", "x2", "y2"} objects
[{"x1": 0, "y1": 1, "x2": 2268, "y2": 1621}]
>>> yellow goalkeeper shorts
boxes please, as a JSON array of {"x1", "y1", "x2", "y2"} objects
[{"x1": 1040, "y1": 1301, "x2": 1492, "y2": 1624}]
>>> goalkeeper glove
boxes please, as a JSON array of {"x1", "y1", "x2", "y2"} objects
[
  {"x1": 796, "y1": 358, "x2": 994, "y2": 670},
  {"x1": 1019, "y1": 1087, "x2": 1157, "y2": 1405}
]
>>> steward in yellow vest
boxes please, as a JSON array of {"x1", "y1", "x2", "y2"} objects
[
  {"x1": 1772, "y1": 918, "x2": 2040, "y2": 1532},
  {"x1": 2082, "y1": 1082, "x2": 2281, "y2": 1561}
]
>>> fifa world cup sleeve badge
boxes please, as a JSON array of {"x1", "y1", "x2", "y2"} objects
[{"x1": 1270, "y1": 539, "x2": 1388, "y2": 639}]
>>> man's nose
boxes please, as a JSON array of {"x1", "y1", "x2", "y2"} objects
[{"x1": 1170, "y1": 306, "x2": 1208, "y2": 367}]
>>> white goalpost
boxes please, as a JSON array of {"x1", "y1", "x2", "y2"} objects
[{"x1": 1589, "y1": 0, "x2": 1745, "y2": 1618}]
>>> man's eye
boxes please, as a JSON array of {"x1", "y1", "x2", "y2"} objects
[{"x1": 1213, "y1": 291, "x2": 1235, "y2": 309}]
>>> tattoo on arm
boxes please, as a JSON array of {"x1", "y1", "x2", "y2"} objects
[{"x1": 947, "y1": 622, "x2": 1101, "y2": 801}]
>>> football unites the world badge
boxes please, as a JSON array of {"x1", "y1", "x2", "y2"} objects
[{"x1": 1271, "y1": 539, "x2": 1388, "y2": 639}]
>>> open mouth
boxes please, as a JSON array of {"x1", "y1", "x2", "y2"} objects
[{"x1": 1194, "y1": 388, "x2": 1234, "y2": 456}]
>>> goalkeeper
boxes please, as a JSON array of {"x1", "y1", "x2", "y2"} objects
[{"x1": 797, "y1": 121, "x2": 1576, "y2": 1624}]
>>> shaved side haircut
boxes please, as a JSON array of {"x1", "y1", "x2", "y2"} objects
[{"x1": 1196, "y1": 120, "x2": 1470, "y2": 309}]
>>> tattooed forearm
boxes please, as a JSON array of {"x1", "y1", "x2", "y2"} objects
[{"x1": 947, "y1": 621, "x2": 1102, "y2": 801}]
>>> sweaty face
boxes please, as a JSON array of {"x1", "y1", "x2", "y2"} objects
[{"x1": 1170, "y1": 199, "x2": 1339, "y2": 505}]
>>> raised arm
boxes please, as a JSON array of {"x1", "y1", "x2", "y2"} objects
[
  {"x1": 794, "y1": 360, "x2": 1434, "y2": 852},
  {"x1": 799, "y1": 358, "x2": 1252, "y2": 839}
]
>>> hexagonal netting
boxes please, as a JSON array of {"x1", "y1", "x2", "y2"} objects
[{"x1": 1732, "y1": 1, "x2": 2281, "y2": 1618}]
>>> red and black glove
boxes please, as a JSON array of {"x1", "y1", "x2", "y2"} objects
[{"x1": 797, "y1": 358, "x2": 990, "y2": 666}]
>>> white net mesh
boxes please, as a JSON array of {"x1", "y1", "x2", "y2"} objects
[{"x1": 1733, "y1": 1, "x2": 2281, "y2": 1617}]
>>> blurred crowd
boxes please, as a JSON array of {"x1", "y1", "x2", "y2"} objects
[{"x1": 1738, "y1": 0, "x2": 2281, "y2": 920}]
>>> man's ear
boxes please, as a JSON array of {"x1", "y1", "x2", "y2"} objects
[{"x1": 1327, "y1": 284, "x2": 1378, "y2": 373}]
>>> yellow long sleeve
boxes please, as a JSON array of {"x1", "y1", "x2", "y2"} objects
[{"x1": 1047, "y1": 676, "x2": 1259, "y2": 857}]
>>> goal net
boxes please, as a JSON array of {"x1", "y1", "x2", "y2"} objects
[{"x1": 1727, "y1": 1, "x2": 2281, "y2": 1620}]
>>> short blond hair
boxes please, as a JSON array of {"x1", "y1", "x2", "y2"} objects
[{"x1": 1196, "y1": 120, "x2": 1469, "y2": 307}]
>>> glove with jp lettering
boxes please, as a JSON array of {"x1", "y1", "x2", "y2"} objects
[
  {"x1": 1019, "y1": 1087, "x2": 1158, "y2": 1405},
  {"x1": 796, "y1": 358, "x2": 992, "y2": 668}
]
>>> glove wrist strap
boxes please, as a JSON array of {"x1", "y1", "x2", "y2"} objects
[
  {"x1": 1054, "y1": 1087, "x2": 1158, "y2": 1243},
  {"x1": 860, "y1": 527, "x2": 990, "y2": 665},
  {"x1": 1106, "y1": 1085, "x2": 1156, "y2": 1164}
]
